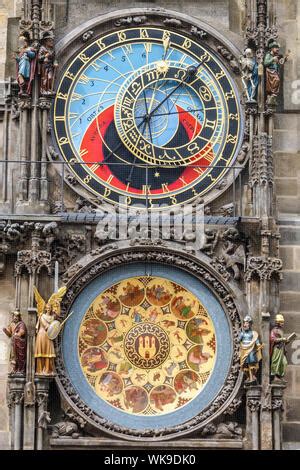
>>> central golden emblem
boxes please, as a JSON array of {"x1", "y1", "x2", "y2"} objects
[{"x1": 125, "y1": 323, "x2": 170, "y2": 369}]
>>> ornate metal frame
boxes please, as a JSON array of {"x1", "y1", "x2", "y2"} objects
[{"x1": 55, "y1": 245, "x2": 244, "y2": 441}]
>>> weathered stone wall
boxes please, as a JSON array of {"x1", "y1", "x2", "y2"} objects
[
  {"x1": 273, "y1": 0, "x2": 300, "y2": 449},
  {"x1": 0, "y1": 1, "x2": 22, "y2": 81},
  {"x1": 53, "y1": 0, "x2": 230, "y2": 41}
]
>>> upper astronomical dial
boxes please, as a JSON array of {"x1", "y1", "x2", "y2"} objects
[
  {"x1": 53, "y1": 27, "x2": 243, "y2": 208},
  {"x1": 114, "y1": 61, "x2": 224, "y2": 167}
]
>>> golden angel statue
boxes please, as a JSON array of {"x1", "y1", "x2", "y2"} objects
[{"x1": 33, "y1": 286, "x2": 67, "y2": 375}]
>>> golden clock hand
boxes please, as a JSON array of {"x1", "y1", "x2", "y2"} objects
[
  {"x1": 147, "y1": 45, "x2": 171, "y2": 114},
  {"x1": 148, "y1": 65, "x2": 198, "y2": 118},
  {"x1": 162, "y1": 36, "x2": 171, "y2": 60},
  {"x1": 148, "y1": 81, "x2": 159, "y2": 115},
  {"x1": 147, "y1": 39, "x2": 170, "y2": 114},
  {"x1": 142, "y1": 89, "x2": 162, "y2": 175},
  {"x1": 142, "y1": 89, "x2": 154, "y2": 144}
]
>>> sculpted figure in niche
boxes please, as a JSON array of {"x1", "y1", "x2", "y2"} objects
[
  {"x1": 270, "y1": 314, "x2": 296, "y2": 384},
  {"x1": 34, "y1": 286, "x2": 67, "y2": 375},
  {"x1": 38, "y1": 32, "x2": 58, "y2": 95},
  {"x1": 264, "y1": 41, "x2": 290, "y2": 105},
  {"x1": 239, "y1": 315, "x2": 263, "y2": 384},
  {"x1": 240, "y1": 48, "x2": 259, "y2": 102},
  {"x1": 3, "y1": 310, "x2": 27, "y2": 374},
  {"x1": 14, "y1": 33, "x2": 37, "y2": 96}
]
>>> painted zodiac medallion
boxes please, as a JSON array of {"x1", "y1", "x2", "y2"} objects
[{"x1": 78, "y1": 276, "x2": 216, "y2": 416}]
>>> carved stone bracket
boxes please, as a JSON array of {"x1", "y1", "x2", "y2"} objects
[
  {"x1": 14, "y1": 223, "x2": 52, "y2": 275},
  {"x1": 17, "y1": 96, "x2": 32, "y2": 110},
  {"x1": 39, "y1": 20, "x2": 54, "y2": 37},
  {"x1": 271, "y1": 398, "x2": 284, "y2": 411},
  {"x1": 38, "y1": 97, "x2": 52, "y2": 110},
  {"x1": 271, "y1": 384, "x2": 285, "y2": 411},
  {"x1": 19, "y1": 19, "x2": 33, "y2": 38},
  {"x1": 245, "y1": 256, "x2": 283, "y2": 281},
  {"x1": 0, "y1": 221, "x2": 36, "y2": 272},
  {"x1": 54, "y1": 247, "x2": 244, "y2": 440},
  {"x1": 7, "y1": 375, "x2": 26, "y2": 408},
  {"x1": 15, "y1": 249, "x2": 52, "y2": 275},
  {"x1": 7, "y1": 390, "x2": 24, "y2": 407},
  {"x1": 247, "y1": 398, "x2": 261, "y2": 412}
]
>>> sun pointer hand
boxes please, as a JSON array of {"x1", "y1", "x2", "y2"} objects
[{"x1": 147, "y1": 65, "x2": 199, "y2": 119}]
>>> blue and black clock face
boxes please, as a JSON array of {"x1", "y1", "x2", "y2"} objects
[{"x1": 53, "y1": 27, "x2": 243, "y2": 208}]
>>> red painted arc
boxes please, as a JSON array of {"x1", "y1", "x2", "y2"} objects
[{"x1": 79, "y1": 105, "x2": 214, "y2": 195}]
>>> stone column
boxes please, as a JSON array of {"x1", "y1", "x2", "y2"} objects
[
  {"x1": 38, "y1": 97, "x2": 51, "y2": 211},
  {"x1": 28, "y1": 0, "x2": 43, "y2": 212},
  {"x1": 272, "y1": 384, "x2": 285, "y2": 450},
  {"x1": 245, "y1": 385, "x2": 261, "y2": 450},
  {"x1": 14, "y1": 224, "x2": 52, "y2": 449},
  {"x1": 35, "y1": 376, "x2": 51, "y2": 450},
  {"x1": 28, "y1": 78, "x2": 40, "y2": 206},
  {"x1": 16, "y1": 98, "x2": 31, "y2": 209},
  {"x1": 7, "y1": 376, "x2": 25, "y2": 450},
  {"x1": 23, "y1": 307, "x2": 37, "y2": 450},
  {"x1": 0, "y1": 81, "x2": 11, "y2": 211}
]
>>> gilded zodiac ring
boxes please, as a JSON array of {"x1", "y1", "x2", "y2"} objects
[
  {"x1": 114, "y1": 63, "x2": 221, "y2": 167},
  {"x1": 124, "y1": 322, "x2": 170, "y2": 369}
]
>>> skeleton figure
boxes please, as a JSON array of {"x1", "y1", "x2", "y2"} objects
[{"x1": 240, "y1": 48, "x2": 259, "y2": 102}]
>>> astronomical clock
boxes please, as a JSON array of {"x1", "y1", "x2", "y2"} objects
[
  {"x1": 53, "y1": 26, "x2": 243, "y2": 208},
  {"x1": 49, "y1": 12, "x2": 248, "y2": 444},
  {"x1": 3, "y1": 1, "x2": 287, "y2": 452}
]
